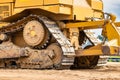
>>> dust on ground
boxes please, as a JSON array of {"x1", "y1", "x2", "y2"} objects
[{"x1": 0, "y1": 62, "x2": 120, "y2": 80}]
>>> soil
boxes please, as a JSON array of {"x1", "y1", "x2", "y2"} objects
[{"x1": 0, "y1": 62, "x2": 120, "y2": 80}]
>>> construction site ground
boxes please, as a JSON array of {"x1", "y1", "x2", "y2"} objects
[{"x1": 0, "y1": 62, "x2": 120, "y2": 80}]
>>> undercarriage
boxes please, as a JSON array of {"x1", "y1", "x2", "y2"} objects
[{"x1": 0, "y1": 15, "x2": 104, "y2": 69}]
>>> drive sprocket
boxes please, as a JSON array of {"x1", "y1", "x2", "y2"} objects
[{"x1": 23, "y1": 20, "x2": 50, "y2": 48}]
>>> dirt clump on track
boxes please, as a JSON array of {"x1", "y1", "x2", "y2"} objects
[{"x1": 0, "y1": 62, "x2": 120, "y2": 80}]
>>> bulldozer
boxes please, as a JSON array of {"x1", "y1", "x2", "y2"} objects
[{"x1": 0, "y1": 0, "x2": 120, "y2": 69}]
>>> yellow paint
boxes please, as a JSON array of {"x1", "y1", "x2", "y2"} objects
[
  {"x1": 105, "y1": 39, "x2": 118, "y2": 47},
  {"x1": 0, "y1": 0, "x2": 103, "y2": 21},
  {"x1": 109, "y1": 14, "x2": 116, "y2": 22},
  {"x1": 103, "y1": 21, "x2": 120, "y2": 46},
  {"x1": 91, "y1": 0, "x2": 103, "y2": 10},
  {"x1": 66, "y1": 20, "x2": 104, "y2": 29},
  {"x1": 0, "y1": 3, "x2": 12, "y2": 18},
  {"x1": 69, "y1": 28, "x2": 79, "y2": 50},
  {"x1": 76, "y1": 45, "x2": 119, "y2": 56},
  {"x1": 15, "y1": 0, "x2": 43, "y2": 7},
  {"x1": 93, "y1": 11, "x2": 103, "y2": 19},
  {"x1": 44, "y1": 5, "x2": 71, "y2": 15},
  {"x1": 0, "y1": 0, "x2": 14, "y2": 3},
  {"x1": 115, "y1": 22, "x2": 120, "y2": 27},
  {"x1": 87, "y1": 0, "x2": 103, "y2": 10},
  {"x1": 0, "y1": 22, "x2": 9, "y2": 28},
  {"x1": 30, "y1": 30, "x2": 36, "y2": 37},
  {"x1": 44, "y1": 0, "x2": 73, "y2": 5},
  {"x1": 73, "y1": 6, "x2": 93, "y2": 20}
]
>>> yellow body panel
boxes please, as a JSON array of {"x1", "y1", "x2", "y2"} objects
[
  {"x1": 44, "y1": 0, "x2": 73, "y2": 5},
  {"x1": 15, "y1": 0, "x2": 43, "y2": 7},
  {"x1": 0, "y1": 0, "x2": 14, "y2": 3},
  {"x1": 44, "y1": 5, "x2": 71, "y2": 15},
  {"x1": 73, "y1": 6, "x2": 93, "y2": 20},
  {"x1": 72, "y1": 0, "x2": 103, "y2": 20},
  {"x1": 93, "y1": 11, "x2": 103, "y2": 18},
  {"x1": 14, "y1": 5, "x2": 71, "y2": 15},
  {"x1": 91, "y1": 0, "x2": 103, "y2": 10},
  {"x1": 87, "y1": 0, "x2": 103, "y2": 10},
  {"x1": 0, "y1": 0, "x2": 103, "y2": 21},
  {"x1": 0, "y1": 3, "x2": 13, "y2": 19}
]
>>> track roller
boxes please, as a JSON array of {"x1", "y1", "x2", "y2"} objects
[{"x1": 47, "y1": 43, "x2": 62, "y2": 67}]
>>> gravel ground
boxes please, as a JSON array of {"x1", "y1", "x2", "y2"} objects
[{"x1": 0, "y1": 62, "x2": 120, "y2": 80}]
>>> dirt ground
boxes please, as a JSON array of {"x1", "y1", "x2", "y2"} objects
[{"x1": 0, "y1": 62, "x2": 120, "y2": 80}]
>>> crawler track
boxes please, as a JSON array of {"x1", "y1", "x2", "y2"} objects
[{"x1": 0, "y1": 15, "x2": 75, "y2": 69}]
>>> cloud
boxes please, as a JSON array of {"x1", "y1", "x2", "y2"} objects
[{"x1": 103, "y1": 0, "x2": 120, "y2": 10}]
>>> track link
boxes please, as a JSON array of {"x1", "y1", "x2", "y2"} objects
[
  {"x1": 84, "y1": 30, "x2": 102, "y2": 45},
  {"x1": 38, "y1": 15, "x2": 75, "y2": 69}
]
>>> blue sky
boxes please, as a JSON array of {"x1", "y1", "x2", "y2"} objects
[{"x1": 103, "y1": 0, "x2": 120, "y2": 21}]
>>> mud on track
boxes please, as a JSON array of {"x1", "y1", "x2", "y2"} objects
[{"x1": 0, "y1": 62, "x2": 120, "y2": 80}]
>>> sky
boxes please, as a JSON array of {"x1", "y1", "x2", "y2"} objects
[{"x1": 103, "y1": 0, "x2": 120, "y2": 21}]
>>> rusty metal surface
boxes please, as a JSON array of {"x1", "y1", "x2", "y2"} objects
[
  {"x1": 0, "y1": 41, "x2": 55, "y2": 69},
  {"x1": 0, "y1": 42, "x2": 28, "y2": 59},
  {"x1": 23, "y1": 20, "x2": 45, "y2": 47},
  {"x1": 47, "y1": 43, "x2": 62, "y2": 66},
  {"x1": 19, "y1": 48, "x2": 54, "y2": 69}
]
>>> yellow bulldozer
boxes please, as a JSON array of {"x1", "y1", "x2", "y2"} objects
[{"x1": 0, "y1": 0, "x2": 120, "y2": 69}]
